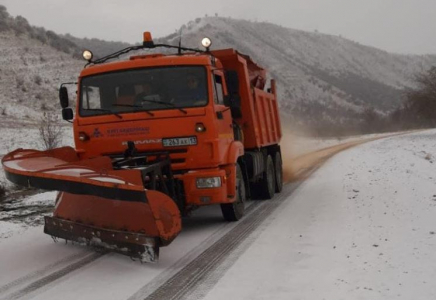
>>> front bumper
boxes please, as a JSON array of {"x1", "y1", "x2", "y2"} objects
[{"x1": 181, "y1": 168, "x2": 230, "y2": 205}]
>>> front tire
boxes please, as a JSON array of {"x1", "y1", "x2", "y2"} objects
[{"x1": 221, "y1": 164, "x2": 246, "y2": 221}]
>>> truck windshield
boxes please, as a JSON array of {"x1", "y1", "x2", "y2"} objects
[{"x1": 79, "y1": 66, "x2": 208, "y2": 117}]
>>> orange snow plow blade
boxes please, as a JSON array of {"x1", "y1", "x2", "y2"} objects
[{"x1": 1, "y1": 147, "x2": 181, "y2": 262}]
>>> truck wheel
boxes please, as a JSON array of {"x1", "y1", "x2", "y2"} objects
[
  {"x1": 274, "y1": 152, "x2": 283, "y2": 193},
  {"x1": 221, "y1": 164, "x2": 245, "y2": 221},
  {"x1": 260, "y1": 155, "x2": 275, "y2": 199}
]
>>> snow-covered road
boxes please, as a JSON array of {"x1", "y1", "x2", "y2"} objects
[
  {"x1": 0, "y1": 130, "x2": 435, "y2": 300},
  {"x1": 202, "y1": 130, "x2": 436, "y2": 300}
]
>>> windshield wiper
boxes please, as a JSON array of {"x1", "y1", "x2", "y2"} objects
[
  {"x1": 138, "y1": 99, "x2": 188, "y2": 114},
  {"x1": 85, "y1": 108, "x2": 122, "y2": 119},
  {"x1": 112, "y1": 104, "x2": 155, "y2": 116}
]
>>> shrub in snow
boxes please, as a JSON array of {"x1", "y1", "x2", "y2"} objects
[
  {"x1": 16, "y1": 78, "x2": 24, "y2": 88},
  {"x1": 34, "y1": 75, "x2": 42, "y2": 85},
  {"x1": 0, "y1": 183, "x2": 6, "y2": 197},
  {"x1": 38, "y1": 112, "x2": 62, "y2": 150}
]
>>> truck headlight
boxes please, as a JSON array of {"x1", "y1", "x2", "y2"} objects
[{"x1": 196, "y1": 177, "x2": 221, "y2": 189}]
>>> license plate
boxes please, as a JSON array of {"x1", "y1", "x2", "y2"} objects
[{"x1": 162, "y1": 136, "x2": 197, "y2": 147}]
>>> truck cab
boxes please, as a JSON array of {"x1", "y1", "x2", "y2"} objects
[{"x1": 66, "y1": 50, "x2": 243, "y2": 213}]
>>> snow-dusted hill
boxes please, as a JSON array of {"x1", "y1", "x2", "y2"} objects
[
  {"x1": 156, "y1": 17, "x2": 436, "y2": 124},
  {"x1": 0, "y1": 5, "x2": 126, "y2": 122},
  {"x1": 0, "y1": 30, "x2": 82, "y2": 120},
  {"x1": 1, "y1": 9, "x2": 436, "y2": 125},
  {"x1": 61, "y1": 34, "x2": 131, "y2": 59}
]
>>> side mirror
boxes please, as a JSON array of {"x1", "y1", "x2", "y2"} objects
[
  {"x1": 225, "y1": 70, "x2": 239, "y2": 95},
  {"x1": 62, "y1": 108, "x2": 73, "y2": 121},
  {"x1": 59, "y1": 86, "x2": 69, "y2": 108}
]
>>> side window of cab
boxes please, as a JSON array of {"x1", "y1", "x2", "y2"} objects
[{"x1": 213, "y1": 74, "x2": 225, "y2": 105}]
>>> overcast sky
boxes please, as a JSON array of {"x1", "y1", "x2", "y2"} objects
[{"x1": 1, "y1": 0, "x2": 435, "y2": 55}]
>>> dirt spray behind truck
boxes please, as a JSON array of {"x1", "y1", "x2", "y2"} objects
[{"x1": 1, "y1": 33, "x2": 282, "y2": 262}]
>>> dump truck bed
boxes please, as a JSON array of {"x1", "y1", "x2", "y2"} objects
[{"x1": 212, "y1": 49, "x2": 282, "y2": 149}]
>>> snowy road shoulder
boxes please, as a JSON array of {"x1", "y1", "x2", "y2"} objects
[
  {"x1": 0, "y1": 192, "x2": 56, "y2": 240},
  {"x1": 201, "y1": 130, "x2": 436, "y2": 300}
]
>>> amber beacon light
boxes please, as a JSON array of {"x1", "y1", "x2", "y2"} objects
[{"x1": 143, "y1": 31, "x2": 154, "y2": 47}]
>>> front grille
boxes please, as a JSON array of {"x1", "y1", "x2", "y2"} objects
[
  {"x1": 166, "y1": 148, "x2": 188, "y2": 166},
  {"x1": 108, "y1": 148, "x2": 188, "y2": 167}
]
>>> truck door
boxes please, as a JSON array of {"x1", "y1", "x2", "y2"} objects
[{"x1": 212, "y1": 72, "x2": 233, "y2": 162}]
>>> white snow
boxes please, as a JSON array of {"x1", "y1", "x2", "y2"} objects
[
  {"x1": 0, "y1": 130, "x2": 435, "y2": 300},
  {"x1": 22, "y1": 191, "x2": 57, "y2": 206},
  {"x1": 0, "y1": 124, "x2": 73, "y2": 188},
  {"x1": 0, "y1": 221, "x2": 27, "y2": 240}
]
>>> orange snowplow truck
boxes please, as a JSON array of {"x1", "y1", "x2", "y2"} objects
[{"x1": 2, "y1": 33, "x2": 282, "y2": 262}]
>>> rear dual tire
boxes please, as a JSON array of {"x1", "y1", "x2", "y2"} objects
[
  {"x1": 274, "y1": 152, "x2": 283, "y2": 193},
  {"x1": 259, "y1": 155, "x2": 276, "y2": 199}
]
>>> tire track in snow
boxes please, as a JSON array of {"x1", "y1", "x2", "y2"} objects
[
  {"x1": 0, "y1": 251, "x2": 105, "y2": 300},
  {"x1": 126, "y1": 200, "x2": 263, "y2": 300},
  {"x1": 141, "y1": 182, "x2": 301, "y2": 300},
  {"x1": 0, "y1": 251, "x2": 89, "y2": 295}
]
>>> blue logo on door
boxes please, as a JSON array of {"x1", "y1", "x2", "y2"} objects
[{"x1": 93, "y1": 128, "x2": 103, "y2": 138}]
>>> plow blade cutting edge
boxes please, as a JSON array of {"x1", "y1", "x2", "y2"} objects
[{"x1": 1, "y1": 147, "x2": 182, "y2": 262}]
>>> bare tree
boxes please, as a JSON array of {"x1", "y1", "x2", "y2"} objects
[{"x1": 39, "y1": 112, "x2": 62, "y2": 150}]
